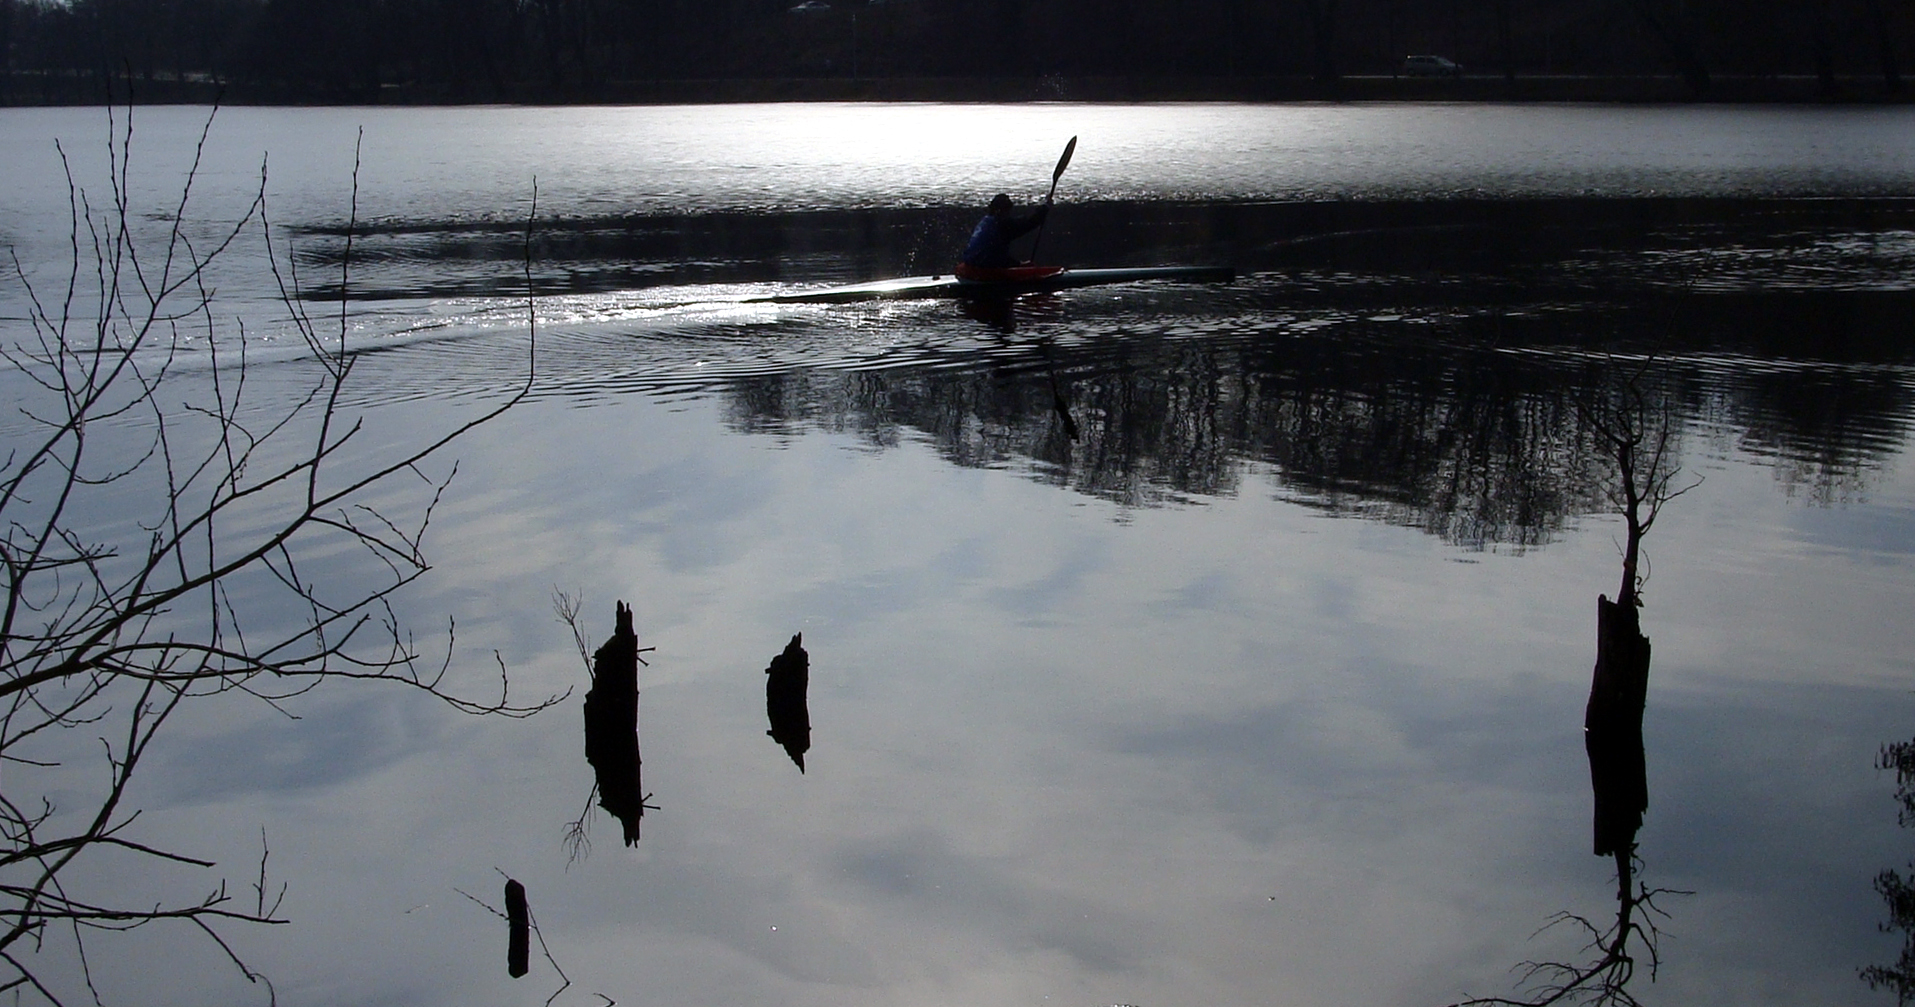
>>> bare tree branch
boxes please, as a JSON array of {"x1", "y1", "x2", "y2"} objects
[{"x1": 1, "y1": 104, "x2": 555, "y2": 1004}]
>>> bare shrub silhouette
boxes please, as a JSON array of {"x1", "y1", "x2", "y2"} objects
[{"x1": 0, "y1": 107, "x2": 560, "y2": 1002}]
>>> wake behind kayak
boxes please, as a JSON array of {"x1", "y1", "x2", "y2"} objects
[{"x1": 745, "y1": 265, "x2": 1236, "y2": 304}]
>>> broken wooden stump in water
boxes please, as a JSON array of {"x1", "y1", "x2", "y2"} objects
[
  {"x1": 765, "y1": 633, "x2": 811, "y2": 772},
  {"x1": 584, "y1": 600, "x2": 645, "y2": 845},
  {"x1": 505, "y1": 877, "x2": 530, "y2": 978},
  {"x1": 1584, "y1": 593, "x2": 1651, "y2": 859}
]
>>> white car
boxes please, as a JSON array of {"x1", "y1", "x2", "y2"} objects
[{"x1": 1403, "y1": 55, "x2": 1463, "y2": 77}]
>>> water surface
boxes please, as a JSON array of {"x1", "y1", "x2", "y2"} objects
[{"x1": 3, "y1": 102, "x2": 1915, "y2": 1007}]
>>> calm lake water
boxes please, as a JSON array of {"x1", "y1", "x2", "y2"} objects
[{"x1": 5, "y1": 102, "x2": 1915, "y2": 1007}]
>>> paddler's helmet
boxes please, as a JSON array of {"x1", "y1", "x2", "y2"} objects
[{"x1": 988, "y1": 193, "x2": 1013, "y2": 214}]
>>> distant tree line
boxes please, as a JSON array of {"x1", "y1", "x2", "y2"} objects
[{"x1": 0, "y1": 0, "x2": 1906, "y2": 102}]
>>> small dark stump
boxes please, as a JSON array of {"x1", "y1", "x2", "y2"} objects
[
  {"x1": 765, "y1": 633, "x2": 811, "y2": 772},
  {"x1": 505, "y1": 878, "x2": 530, "y2": 978}
]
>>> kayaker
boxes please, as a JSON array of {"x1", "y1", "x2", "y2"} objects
[{"x1": 960, "y1": 193, "x2": 1051, "y2": 269}]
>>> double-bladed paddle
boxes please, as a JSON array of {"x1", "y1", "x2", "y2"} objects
[{"x1": 1029, "y1": 135, "x2": 1076, "y2": 264}]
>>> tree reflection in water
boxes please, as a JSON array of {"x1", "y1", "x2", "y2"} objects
[
  {"x1": 699, "y1": 235, "x2": 1913, "y2": 1002},
  {"x1": 718, "y1": 305, "x2": 1905, "y2": 550},
  {"x1": 1451, "y1": 364, "x2": 1695, "y2": 1007},
  {"x1": 1863, "y1": 741, "x2": 1915, "y2": 1002}
]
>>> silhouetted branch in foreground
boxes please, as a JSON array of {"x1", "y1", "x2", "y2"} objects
[{"x1": 0, "y1": 106, "x2": 559, "y2": 1003}]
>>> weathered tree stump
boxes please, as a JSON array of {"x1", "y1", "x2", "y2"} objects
[
  {"x1": 1584, "y1": 593, "x2": 1651, "y2": 858},
  {"x1": 505, "y1": 878, "x2": 530, "y2": 978},
  {"x1": 584, "y1": 601, "x2": 644, "y2": 845},
  {"x1": 765, "y1": 633, "x2": 811, "y2": 772}
]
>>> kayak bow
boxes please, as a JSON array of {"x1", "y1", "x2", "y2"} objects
[{"x1": 747, "y1": 264, "x2": 1235, "y2": 304}]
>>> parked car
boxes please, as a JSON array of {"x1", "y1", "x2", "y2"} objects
[
  {"x1": 1403, "y1": 55, "x2": 1463, "y2": 77},
  {"x1": 788, "y1": 1, "x2": 830, "y2": 12}
]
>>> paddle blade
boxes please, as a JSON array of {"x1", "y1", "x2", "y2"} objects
[{"x1": 1053, "y1": 136, "x2": 1077, "y2": 181}]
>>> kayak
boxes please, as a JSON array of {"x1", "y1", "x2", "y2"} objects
[
  {"x1": 952, "y1": 264, "x2": 1066, "y2": 282},
  {"x1": 745, "y1": 265, "x2": 1235, "y2": 304}
]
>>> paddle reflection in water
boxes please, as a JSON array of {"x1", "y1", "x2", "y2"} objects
[
  {"x1": 1451, "y1": 364, "x2": 1697, "y2": 1007},
  {"x1": 1038, "y1": 337, "x2": 1081, "y2": 444},
  {"x1": 561, "y1": 597, "x2": 656, "y2": 855},
  {"x1": 765, "y1": 633, "x2": 811, "y2": 773},
  {"x1": 956, "y1": 295, "x2": 1081, "y2": 444}
]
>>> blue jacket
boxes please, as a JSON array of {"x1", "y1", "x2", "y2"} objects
[{"x1": 961, "y1": 204, "x2": 1050, "y2": 268}]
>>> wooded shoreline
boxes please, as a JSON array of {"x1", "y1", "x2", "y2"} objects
[{"x1": 6, "y1": 71, "x2": 1914, "y2": 107}]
